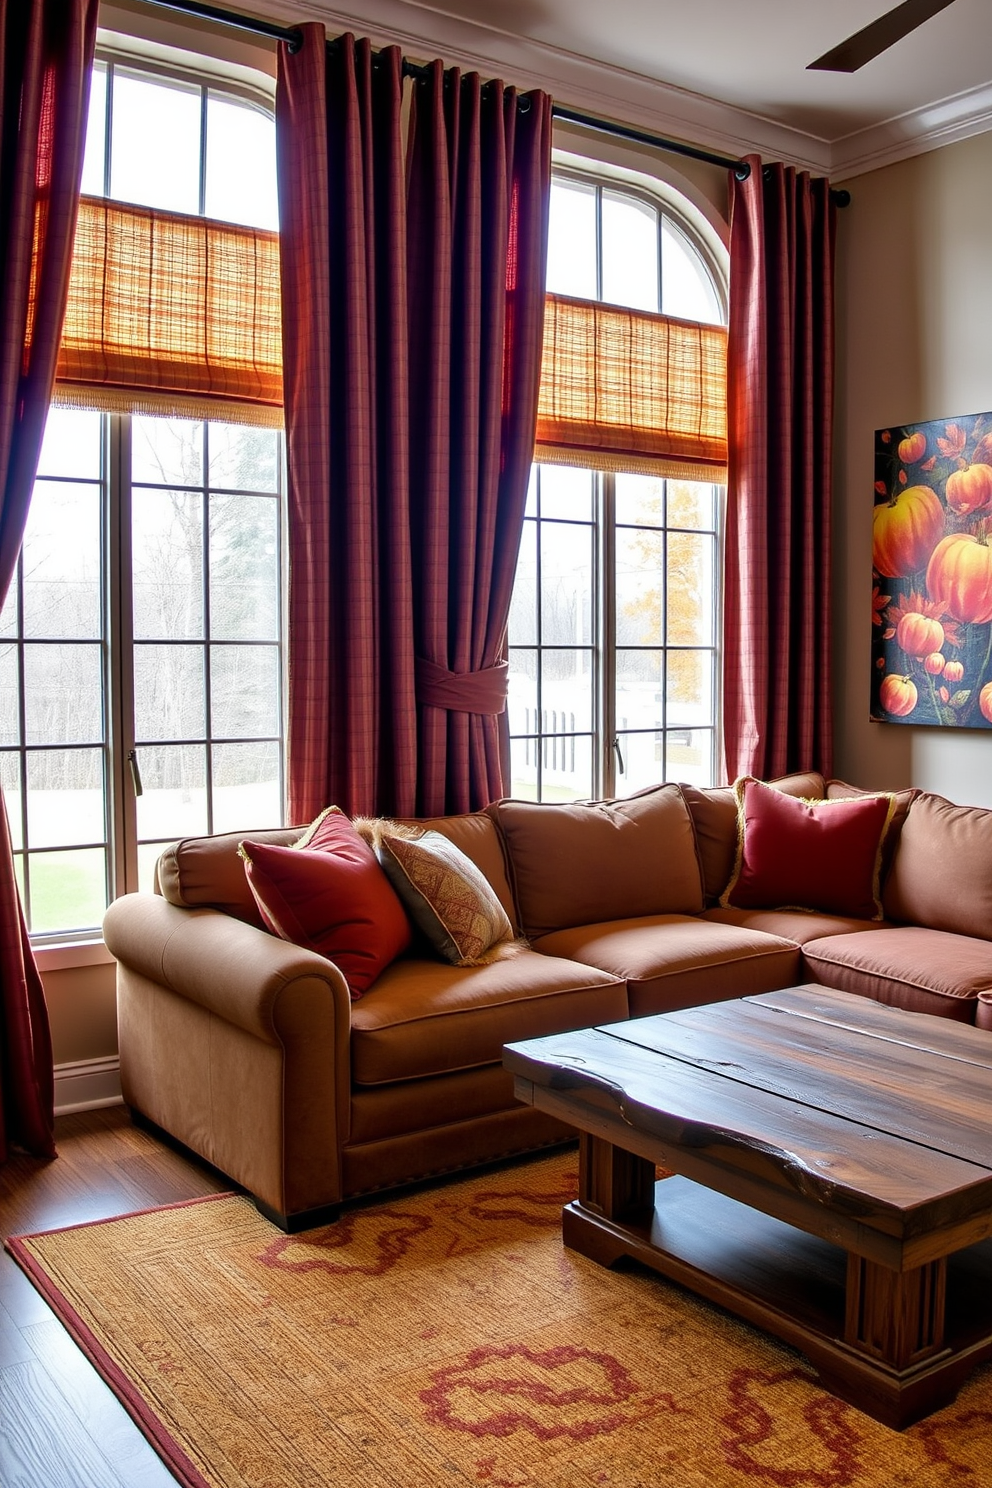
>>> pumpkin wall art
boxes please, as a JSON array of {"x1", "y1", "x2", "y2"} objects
[{"x1": 871, "y1": 410, "x2": 992, "y2": 729}]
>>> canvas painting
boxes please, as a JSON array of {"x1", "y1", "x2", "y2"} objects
[{"x1": 871, "y1": 410, "x2": 992, "y2": 729}]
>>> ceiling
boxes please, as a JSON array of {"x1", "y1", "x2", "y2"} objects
[
  {"x1": 266, "y1": 0, "x2": 992, "y2": 176},
  {"x1": 418, "y1": 0, "x2": 990, "y2": 138}
]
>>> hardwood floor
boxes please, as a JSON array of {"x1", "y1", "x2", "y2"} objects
[{"x1": 0, "y1": 1105, "x2": 230, "y2": 1488}]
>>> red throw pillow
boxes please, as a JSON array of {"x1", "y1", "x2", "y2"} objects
[
  {"x1": 720, "y1": 777, "x2": 896, "y2": 921},
  {"x1": 240, "y1": 807, "x2": 412, "y2": 996}
]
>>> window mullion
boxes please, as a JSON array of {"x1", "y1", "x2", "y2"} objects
[
  {"x1": 594, "y1": 183, "x2": 604, "y2": 303},
  {"x1": 203, "y1": 422, "x2": 213, "y2": 834},
  {"x1": 107, "y1": 414, "x2": 139, "y2": 898},
  {"x1": 198, "y1": 83, "x2": 208, "y2": 218},
  {"x1": 534, "y1": 469, "x2": 543, "y2": 799},
  {"x1": 13, "y1": 551, "x2": 29, "y2": 926},
  {"x1": 600, "y1": 471, "x2": 616, "y2": 798},
  {"x1": 661, "y1": 493, "x2": 670, "y2": 779},
  {"x1": 103, "y1": 59, "x2": 114, "y2": 198},
  {"x1": 656, "y1": 203, "x2": 664, "y2": 313},
  {"x1": 277, "y1": 437, "x2": 289, "y2": 818}
]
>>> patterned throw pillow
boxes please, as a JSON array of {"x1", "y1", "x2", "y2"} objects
[
  {"x1": 376, "y1": 829, "x2": 514, "y2": 966},
  {"x1": 240, "y1": 807, "x2": 412, "y2": 997},
  {"x1": 720, "y1": 776, "x2": 896, "y2": 921}
]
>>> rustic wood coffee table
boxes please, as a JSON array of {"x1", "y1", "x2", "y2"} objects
[{"x1": 503, "y1": 984, "x2": 992, "y2": 1429}]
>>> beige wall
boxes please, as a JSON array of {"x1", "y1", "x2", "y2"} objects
[
  {"x1": 45, "y1": 961, "x2": 118, "y2": 1066},
  {"x1": 833, "y1": 131, "x2": 992, "y2": 804}
]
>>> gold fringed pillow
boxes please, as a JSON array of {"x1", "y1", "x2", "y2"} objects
[{"x1": 375, "y1": 829, "x2": 514, "y2": 966}]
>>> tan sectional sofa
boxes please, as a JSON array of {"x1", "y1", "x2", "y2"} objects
[{"x1": 102, "y1": 773, "x2": 992, "y2": 1230}]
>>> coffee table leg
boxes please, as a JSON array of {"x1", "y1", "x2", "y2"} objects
[
  {"x1": 578, "y1": 1133, "x2": 655, "y2": 1222},
  {"x1": 844, "y1": 1251, "x2": 947, "y2": 1369}
]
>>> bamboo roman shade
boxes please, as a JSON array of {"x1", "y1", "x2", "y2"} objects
[
  {"x1": 50, "y1": 205, "x2": 725, "y2": 458},
  {"x1": 534, "y1": 292, "x2": 728, "y2": 483},
  {"x1": 52, "y1": 196, "x2": 283, "y2": 426}
]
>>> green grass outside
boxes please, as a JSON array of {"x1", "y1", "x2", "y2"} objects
[{"x1": 22, "y1": 851, "x2": 107, "y2": 935}]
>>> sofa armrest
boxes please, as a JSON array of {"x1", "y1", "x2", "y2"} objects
[
  {"x1": 103, "y1": 893, "x2": 353, "y2": 1225},
  {"x1": 103, "y1": 892, "x2": 353, "y2": 1042}
]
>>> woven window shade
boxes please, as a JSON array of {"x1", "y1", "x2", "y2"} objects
[
  {"x1": 535, "y1": 293, "x2": 727, "y2": 483},
  {"x1": 52, "y1": 196, "x2": 283, "y2": 427}
]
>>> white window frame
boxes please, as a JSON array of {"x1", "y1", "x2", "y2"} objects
[
  {"x1": 507, "y1": 160, "x2": 728, "y2": 802},
  {"x1": 4, "y1": 47, "x2": 286, "y2": 957}
]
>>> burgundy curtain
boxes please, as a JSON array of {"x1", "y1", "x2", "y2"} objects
[
  {"x1": 406, "y1": 64, "x2": 551, "y2": 816},
  {"x1": 278, "y1": 32, "x2": 414, "y2": 822},
  {"x1": 0, "y1": 0, "x2": 97, "y2": 1161},
  {"x1": 723, "y1": 156, "x2": 837, "y2": 783},
  {"x1": 277, "y1": 28, "x2": 551, "y2": 821}
]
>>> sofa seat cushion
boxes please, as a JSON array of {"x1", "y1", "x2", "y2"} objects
[
  {"x1": 701, "y1": 906, "x2": 891, "y2": 945},
  {"x1": 488, "y1": 785, "x2": 703, "y2": 939},
  {"x1": 531, "y1": 916, "x2": 800, "y2": 1017},
  {"x1": 801, "y1": 927, "x2": 992, "y2": 1020},
  {"x1": 350, "y1": 949, "x2": 626, "y2": 1085},
  {"x1": 977, "y1": 992, "x2": 992, "y2": 1033}
]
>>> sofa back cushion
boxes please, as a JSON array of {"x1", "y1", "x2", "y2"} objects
[
  {"x1": 883, "y1": 791, "x2": 992, "y2": 939},
  {"x1": 156, "y1": 825, "x2": 303, "y2": 927},
  {"x1": 155, "y1": 810, "x2": 514, "y2": 934},
  {"x1": 826, "y1": 779, "x2": 918, "y2": 879},
  {"x1": 488, "y1": 785, "x2": 703, "y2": 939},
  {"x1": 681, "y1": 771, "x2": 826, "y2": 903}
]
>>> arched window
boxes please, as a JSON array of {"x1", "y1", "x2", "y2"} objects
[{"x1": 507, "y1": 166, "x2": 728, "y2": 799}]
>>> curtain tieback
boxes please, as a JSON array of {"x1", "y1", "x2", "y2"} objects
[{"x1": 415, "y1": 657, "x2": 508, "y2": 715}]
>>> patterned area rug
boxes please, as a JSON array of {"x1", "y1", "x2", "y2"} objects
[{"x1": 7, "y1": 1152, "x2": 992, "y2": 1488}]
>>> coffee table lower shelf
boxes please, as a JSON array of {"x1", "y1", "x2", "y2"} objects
[{"x1": 565, "y1": 1172, "x2": 992, "y2": 1430}]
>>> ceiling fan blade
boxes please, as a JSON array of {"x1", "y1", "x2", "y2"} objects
[{"x1": 807, "y1": 0, "x2": 957, "y2": 72}]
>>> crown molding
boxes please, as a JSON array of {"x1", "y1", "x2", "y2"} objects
[
  {"x1": 829, "y1": 80, "x2": 992, "y2": 181},
  {"x1": 265, "y1": 0, "x2": 834, "y2": 171},
  {"x1": 234, "y1": 0, "x2": 992, "y2": 178}
]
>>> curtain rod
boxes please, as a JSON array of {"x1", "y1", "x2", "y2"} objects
[
  {"x1": 137, "y1": 0, "x2": 304, "y2": 49},
  {"x1": 135, "y1": 0, "x2": 850, "y2": 205},
  {"x1": 551, "y1": 103, "x2": 753, "y2": 180}
]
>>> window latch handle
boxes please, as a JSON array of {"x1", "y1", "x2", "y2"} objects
[
  {"x1": 128, "y1": 749, "x2": 143, "y2": 797},
  {"x1": 613, "y1": 736, "x2": 625, "y2": 775}
]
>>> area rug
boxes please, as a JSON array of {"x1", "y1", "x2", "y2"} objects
[{"x1": 7, "y1": 1153, "x2": 992, "y2": 1488}]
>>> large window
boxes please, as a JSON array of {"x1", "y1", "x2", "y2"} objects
[
  {"x1": 0, "y1": 54, "x2": 283, "y2": 941},
  {"x1": 507, "y1": 171, "x2": 726, "y2": 800}
]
